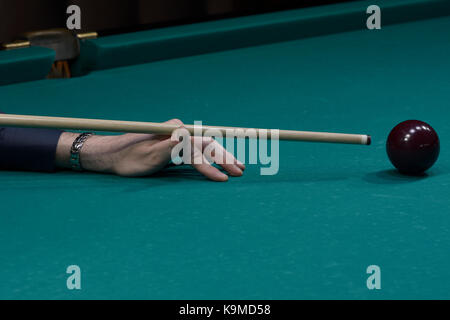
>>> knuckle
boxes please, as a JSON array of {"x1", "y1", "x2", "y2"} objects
[
  {"x1": 203, "y1": 137, "x2": 214, "y2": 144},
  {"x1": 168, "y1": 118, "x2": 183, "y2": 125}
]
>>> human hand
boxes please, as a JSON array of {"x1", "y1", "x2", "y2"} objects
[{"x1": 55, "y1": 119, "x2": 245, "y2": 181}]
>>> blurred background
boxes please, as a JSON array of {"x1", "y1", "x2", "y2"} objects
[{"x1": 0, "y1": 0, "x2": 356, "y2": 43}]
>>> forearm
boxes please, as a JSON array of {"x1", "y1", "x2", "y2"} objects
[
  {"x1": 3, "y1": 123, "x2": 242, "y2": 180},
  {"x1": 1, "y1": 116, "x2": 242, "y2": 180}
]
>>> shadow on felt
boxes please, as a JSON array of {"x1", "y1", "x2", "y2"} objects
[{"x1": 363, "y1": 169, "x2": 432, "y2": 184}]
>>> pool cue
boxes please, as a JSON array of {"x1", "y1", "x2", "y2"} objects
[{"x1": 0, "y1": 114, "x2": 371, "y2": 145}]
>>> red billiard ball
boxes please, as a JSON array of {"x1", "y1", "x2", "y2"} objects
[{"x1": 386, "y1": 120, "x2": 440, "y2": 175}]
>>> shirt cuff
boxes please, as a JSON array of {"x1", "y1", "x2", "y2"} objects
[{"x1": 0, "y1": 127, "x2": 63, "y2": 172}]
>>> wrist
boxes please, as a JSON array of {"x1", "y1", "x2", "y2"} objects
[
  {"x1": 55, "y1": 132, "x2": 117, "y2": 173},
  {"x1": 78, "y1": 135, "x2": 117, "y2": 173},
  {"x1": 70, "y1": 132, "x2": 94, "y2": 171}
]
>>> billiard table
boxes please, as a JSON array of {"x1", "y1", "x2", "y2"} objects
[{"x1": 0, "y1": 0, "x2": 449, "y2": 299}]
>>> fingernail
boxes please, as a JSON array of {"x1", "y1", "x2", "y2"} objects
[{"x1": 233, "y1": 168, "x2": 243, "y2": 176}]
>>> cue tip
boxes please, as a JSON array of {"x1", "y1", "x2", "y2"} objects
[{"x1": 366, "y1": 135, "x2": 371, "y2": 145}]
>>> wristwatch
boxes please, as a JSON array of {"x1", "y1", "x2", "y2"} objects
[{"x1": 70, "y1": 132, "x2": 94, "y2": 171}]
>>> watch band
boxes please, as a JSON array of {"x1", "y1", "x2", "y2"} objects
[{"x1": 70, "y1": 132, "x2": 94, "y2": 171}]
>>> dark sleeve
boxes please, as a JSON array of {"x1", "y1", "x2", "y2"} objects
[{"x1": 0, "y1": 112, "x2": 63, "y2": 172}]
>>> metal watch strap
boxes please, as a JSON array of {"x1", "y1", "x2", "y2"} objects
[{"x1": 70, "y1": 132, "x2": 94, "y2": 171}]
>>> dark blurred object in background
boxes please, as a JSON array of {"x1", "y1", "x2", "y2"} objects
[{"x1": 0, "y1": 0, "x2": 357, "y2": 44}]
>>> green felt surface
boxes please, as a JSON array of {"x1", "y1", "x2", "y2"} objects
[
  {"x1": 0, "y1": 47, "x2": 54, "y2": 86},
  {"x1": 1, "y1": 2, "x2": 450, "y2": 299}
]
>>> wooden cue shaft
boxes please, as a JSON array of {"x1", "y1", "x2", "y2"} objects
[{"x1": 0, "y1": 114, "x2": 371, "y2": 145}]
